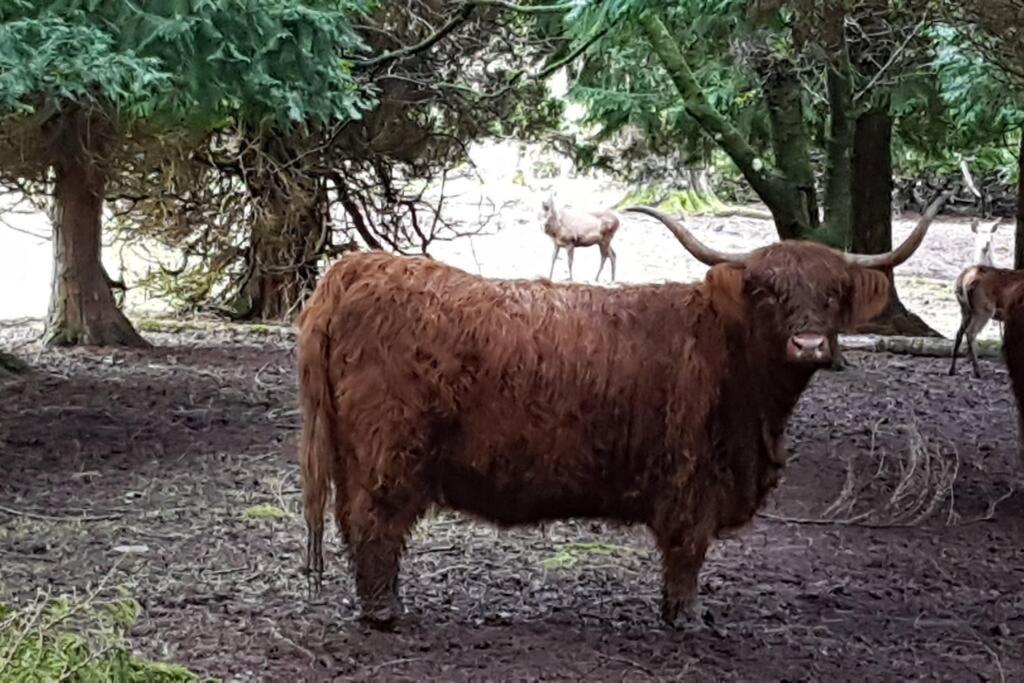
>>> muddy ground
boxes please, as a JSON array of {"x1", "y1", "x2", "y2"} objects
[{"x1": 1, "y1": 318, "x2": 1023, "y2": 681}]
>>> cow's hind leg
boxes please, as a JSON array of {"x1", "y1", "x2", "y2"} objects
[{"x1": 342, "y1": 462, "x2": 430, "y2": 628}]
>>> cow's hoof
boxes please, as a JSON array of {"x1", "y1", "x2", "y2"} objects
[{"x1": 660, "y1": 595, "x2": 704, "y2": 631}]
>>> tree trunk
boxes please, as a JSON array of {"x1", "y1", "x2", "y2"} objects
[
  {"x1": 1016, "y1": 131, "x2": 1024, "y2": 269},
  {"x1": 45, "y1": 116, "x2": 148, "y2": 347},
  {"x1": 823, "y1": 54, "x2": 855, "y2": 246},
  {"x1": 764, "y1": 67, "x2": 819, "y2": 233},
  {"x1": 233, "y1": 133, "x2": 330, "y2": 321},
  {"x1": 850, "y1": 108, "x2": 937, "y2": 338},
  {"x1": 240, "y1": 179, "x2": 328, "y2": 321},
  {"x1": 638, "y1": 12, "x2": 812, "y2": 240}
]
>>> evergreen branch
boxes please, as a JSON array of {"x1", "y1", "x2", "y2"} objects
[
  {"x1": 468, "y1": 1, "x2": 576, "y2": 14},
  {"x1": 537, "y1": 25, "x2": 610, "y2": 80},
  {"x1": 355, "y1": 5, "x2": 475, "y2": 68}
]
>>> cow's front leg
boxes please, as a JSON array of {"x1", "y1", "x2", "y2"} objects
[
  {"x1": 657, "y1": 537, "x2": 710, "y2": 628},
  {"x1": 351, "y1": 537, "x2": 405, "y2": 627}
]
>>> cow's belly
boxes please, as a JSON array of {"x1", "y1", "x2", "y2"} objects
[{"x1": 436, "y1": 463, "x2": 645, "y2": 525}]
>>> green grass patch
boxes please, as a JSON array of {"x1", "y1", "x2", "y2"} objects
[
  {"x1": 134, "y1": 317, "x2": 292, "y2": 338},
  {"x1": 540, "y1": 542, "x2": 636, "y2": 571},
  {"x1": 0, "y1": 587, "x2": 200, "y2": 682},
  {"x1": 617, "y1": 184, "x2": 728, "y2": 215},
  {"x1": 241, "y1": 504, "x2": 288, "y2": 521}
]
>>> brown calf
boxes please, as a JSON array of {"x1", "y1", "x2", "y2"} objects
[
  {"x1": 949, "y1": 266, "x2": 1024, "y2": 378},
  {"x1": 297, "y1": 194, "x2": 947, "y2": 628}
]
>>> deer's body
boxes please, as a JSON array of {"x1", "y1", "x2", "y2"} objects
[
  {"x1": 949, "y1": 220, "x2": 1024, "y2": 377},
  {"x1": 541, "y1": 197, "x2": 620, "y2": 282}
]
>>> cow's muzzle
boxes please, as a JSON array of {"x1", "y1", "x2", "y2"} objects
[{"x1": 786, "y1": 333, "x2": 831, "y2": 365}]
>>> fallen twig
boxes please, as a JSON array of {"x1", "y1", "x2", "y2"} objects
[{"x1": 0, "y1": 505, "x2": 123, "y2": 523}]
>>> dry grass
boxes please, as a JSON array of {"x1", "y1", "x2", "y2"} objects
[{"x1": 763, "y1": 421, "x2": 961, "y2": 528}]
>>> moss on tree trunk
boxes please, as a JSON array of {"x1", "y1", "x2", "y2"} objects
[
  {"x1": 764, "y1": 68, "x2": 819, "y2": 233},
  {"x1": 637, "y1": 12, "x2": 813, "y2": 240},
  {"x1": 44, "y1": 114, "x2": 148, "y2": 348}
]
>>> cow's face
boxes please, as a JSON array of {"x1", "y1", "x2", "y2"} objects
[{"x1": 706, "y1": 244, "x2": 890, "y2": 366}]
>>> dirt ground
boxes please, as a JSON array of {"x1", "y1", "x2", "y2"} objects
[
  {"x1": 2, "y1": 203, "x2": 1023, "y2": 681},
  {"x1": 1, "y1": 316, "x2": 1023, "y2": 681}
]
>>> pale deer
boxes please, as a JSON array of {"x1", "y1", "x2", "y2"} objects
[{"x1": 541, "y1": 196, "x2": 620, "y2": 282}]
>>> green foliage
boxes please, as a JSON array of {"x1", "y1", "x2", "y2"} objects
[
  {"x1": 0, "y1": 0, "x2": 373, "y2": 177},
  {"x1": 0, "y1": 587, "x2": 199, "y2": 682},
  {"x1": 896, "y1": 25, "x2": 1023, "y2": 179},
  {"x1": 566, "y1": 0, "x2": 770, "y2": 185},
  {"x1": 0, "y1": 16, "x2": 169, "y2": 118}
]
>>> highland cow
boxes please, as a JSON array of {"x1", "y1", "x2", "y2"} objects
[{"x1": 298, "y1": 194, "x2": 948, "y2": 628}]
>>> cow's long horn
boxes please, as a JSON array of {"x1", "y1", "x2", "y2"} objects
[
  {"x1": 844, "y1": 191, "x2": 951, "y2": 269},
  {"x1": 626, "y1": 206, "x2": 750, "y2": 265}
]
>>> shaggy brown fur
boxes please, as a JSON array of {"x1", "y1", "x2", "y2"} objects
[
  {"x1": 950, "y1": 266, "x2": 1024, "y2": 378},
  {"x1": 1000, "y1": 282, "x2": 1024, "y2": 466},
  {"x1": 297, "y1": 246, "x2": 890, "y2": 628}
]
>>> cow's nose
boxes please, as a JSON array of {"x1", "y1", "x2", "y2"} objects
[{"x1": 786, "y1": 333, "x2": 831, "y2": 364}]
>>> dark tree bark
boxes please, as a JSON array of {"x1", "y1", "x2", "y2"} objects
[
  {"x1": 821, "y1": 6, "x2": 855, "y2": 246},
  {"x1": 45, "y1": 114, "x2": 148, "y2": 348},
  {"x1": 1016, "y1": 131, "x2": 1024, "y2": 269},
  {"x1": 850, "y1": 108, "x2": 938, "y2": 338},
  {"x1": 850, "y1": 109, "x2": 892, "y2": 255},
  {"x1": 235, "y1": 135, "x2": 330, "y2": 321},
  {"x1": 764, "y1": 67, "x2": 819, "y2": 232},
  {"x1": 241, "y1": 183, "x2": 327, "y2": 321}
]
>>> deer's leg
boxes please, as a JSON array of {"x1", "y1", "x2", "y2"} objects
[
  {"x1": 950, "y1": 312, "x2": 969, "y2": 376},
  {"x1": 549, "y1": 244, "x2": 560, "y2": 280},
  {"x1": 597, "y1": 242, "x2": 615, "y2": 282},
  {"x1": 965, "y1": 314, "x2": 991, "y2": 379},
  {"x1": 566, "y1": 245, "x2": 575, "y2": 281}
]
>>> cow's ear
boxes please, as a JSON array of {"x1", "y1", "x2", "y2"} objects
[
  {"x1": 705, "y1": 262, "x2": 746, "y2": 318},
  {"x1": 848, "y1": 267, "x2": 890, "y2": 327}
]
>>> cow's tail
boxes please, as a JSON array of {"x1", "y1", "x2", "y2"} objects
[{"x1": 297, "y1": 305, "x2": 338, "y2": 597}]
